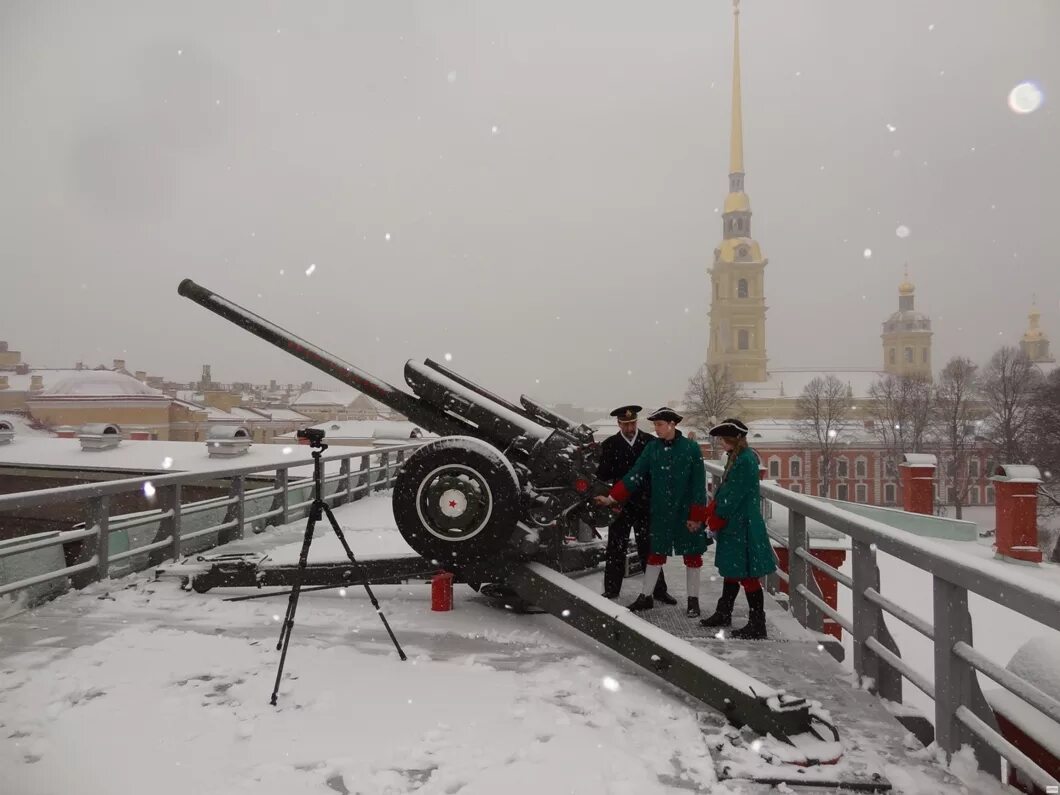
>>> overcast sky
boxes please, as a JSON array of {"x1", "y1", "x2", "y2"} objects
[{"x1": 2, "y1": 1, "x2": 1058, "y2": 410}]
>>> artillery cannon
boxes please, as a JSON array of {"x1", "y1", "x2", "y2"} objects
[
  {"x1": 174, "y1": 280, "x2": 849, "y2": 763},
  {"x1": 177, "y1": 279, "x2": 611, "y2": 579}
]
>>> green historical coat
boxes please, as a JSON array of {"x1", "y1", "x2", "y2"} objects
[
  {"x1": 713, "y1": 447, "x2": 777, "y2": 579},
  {"x1": 618, "y1": 431, "x2": 710, "y2": 556}
]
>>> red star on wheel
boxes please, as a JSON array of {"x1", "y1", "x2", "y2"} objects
[{"x1": 449, "y1": 500, "x2": 458, "y2": 508}]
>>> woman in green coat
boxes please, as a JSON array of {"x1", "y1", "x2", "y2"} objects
[
  {"x1": 699, "y1": 418, "x2": 776, "y2": 639},
  {"x1": 595, "y1": 407, "x2": 711, "y2": 618}
]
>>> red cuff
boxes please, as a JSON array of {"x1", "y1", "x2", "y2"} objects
[
  {"x1": 609, "y1": 480, "x2": 631, "y2": 502},
  {"x1": 707, "y1": 513, "x2": 727, "y2": 531},
  {"x1": 689, "y1": 504, "x2": 710, "y2": 523}
]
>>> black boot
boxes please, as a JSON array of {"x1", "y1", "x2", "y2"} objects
[
  {"x1": 731, "y1": 589, "x2": 767, "y2": 639},
  {"x1": 700, "y1": 580, "x2": 739, "y2": 628},
  {"x1": 686, "y1": 597, "x2": 700, "y2": 618},
  {"x1": 627, "y1": 594, "x2": 654, "y2": 612},
  {"x1": 654, "y1": 590, "x2": 678, "y2": 606}
]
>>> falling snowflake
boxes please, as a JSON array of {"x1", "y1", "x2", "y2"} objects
[
  {"x1": 385, "y1": 232, "x2": 391, "y2": 241},
  {"x1": 339, "y1": 588, "x2": 347, "y2": 597},
  {"x1": 279, "y1": 269, "x2": 285, "y2": 276},
  {"x1": 282, "y1": 447, "x2": 293, "y2": 455},
  {"x1": 444, "y1": 352, "x2": 453, "y2": 362},
  {"x1": 927, "y1": 23, "x2": 935, "y2": 31},
  {"x1": 447, "y1": 71, "x2": 457, "y2": 83},
  {"x1": 626, "y1": 369, "x2": 632, "y2": 376},
  {"x1": 886, "y1": 124, "x2": 897, "y2": 132},
  {"x1": 601, "y1": 676, "x2": 621, "y2": 692},
  {"x1": 272, "y1": 614, "x2": 281, "y2": 622},
  {"x1": 561, "y1": 609, "x2": 571, "y2": 617},
  {"x1": 896, "y1": 225, "x2": 911, "y2": 238},
  {"x1": 828, "y1": 429, "x2": 837, "y2": 439},
  {"x1": 491, "y1": 125, "x2": 499, "y2": 134},
  {"x1": 305, "y1": 263, "x2": 316, "y2": 276},
  {"x1": 162, "y1": 457, "x2": 173, "y2": 469},
  {"x1": 863, "y1": 248, "x2": 873, "y2": 259},
  {"x1": 177, "y1": 49, "x2": 183, "y2": 55},
  {"x1": 143, "y1": 482, "x2": 156, "y2": 498},
  {"x1": 1008, "y1": 81, "x2": 1044, "y2": 114}
]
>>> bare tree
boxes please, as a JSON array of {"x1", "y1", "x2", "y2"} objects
[
  {"x1": 684, "y1": 363, "x2": 741, "y2": 454},
  {"x1": 795, "y1": 375, "x2": 854, "y2": 496},
  {"x1": 1028, "y1": 368, "x2": 1060, "y2": 562},
  {"x1": 866, "y1": 373, "x2": 935, "y2": 470},
  {"x1": 931, "y1": 357, "x2": 979, "y2": 520},
  {"x1": 981, "y1": 347, "x2": 1042, "y2": 464}
]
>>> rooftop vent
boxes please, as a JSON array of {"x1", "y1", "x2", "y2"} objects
[
  {"x1": 0, "y1": 419, "x2": 14, "y2": 445},
  {"x1": 79, "y1": 423, "x2": 122, "y2": 451},
  {"x1": 206, "y1": 425, "x2": 252, "y2": 457}
]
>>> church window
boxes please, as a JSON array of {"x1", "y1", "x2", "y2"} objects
[
  {"x1": 855, "y1": 458, "x2": 867, "y2": 478},
  {"x1": 738, "y1": 329, "x2": 750, "y2": 350},
  {"x1": 904, "y1": 347, "x2": 913, "y2": 363},
  {"x1": 768, "y1": 457, "x2": 780, "y2": 478},
  {"x1": 836, "y1": 457, "x2": 849, "y2": 478},
  {"x1": 856, "y1": 484, "x2": 868, "y2": 503},
  {"x1": 884, "y1": 483, "x2": 896, "y2": 504},
  {"x1": 790, "y1": 457, "x2": 802, "y2": 477},
  {"x1": 837, "y1": 484, "x2": 849, "y2": 500},
  {"x1": 737, "y1": 279, "x2": 749, "y2": 298}
]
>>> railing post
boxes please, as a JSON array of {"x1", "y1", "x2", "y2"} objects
[
  {"x1": 355, "y1": 455, "x2": 370, "y2": 501},
  {"x1": 374, "y1": 452, "x2": 389, "y2": 493},
  {"x1": 277, "y1": 468, "x2": 290, "y2": 525},
  {"x1": 852, "y1": 539, "x2": 902, "y2": 699},
  {"x1": 338, "y1": 458, "x2": 351, "y2": 506},
  {"x1": 220, "y1": 476, "x2": 245, "y2": 543},
  {"x1": 788, "y1": 509, "x2": 809, "y2": 626},
  {"x1": 234, "y1": 475, "x2": 245, "y2": 538},
  {"x1": 68, "y1": 495, "x2": 109, "y2": 589},
  {"x1": 160, "y1": 483, "x2": 183, "y2": 563},
  {"x1": 933, "y1": 577, "x2": 1002, "y2": 777}
]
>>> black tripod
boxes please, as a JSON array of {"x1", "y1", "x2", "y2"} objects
[{"x1": 271, "y1": 430, "x2": 406, "y2": 706}]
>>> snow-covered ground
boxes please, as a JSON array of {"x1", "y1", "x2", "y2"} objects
[
  {"x1": 0, "y1": 496, "x2": 1022, "y2": 794},
  {"x1": 0, "y1": 497, "x2": 724, "y2": 795}
]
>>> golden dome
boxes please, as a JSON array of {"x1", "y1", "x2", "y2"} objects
[
  {"x1": 898, "y1": 265, "x2": 914, "y2": 295},
  {"x1": 715, "y1": 237, "x2": 763, "y2": 264},
  {"x1": 723, "y1": 191, "x2": 751, "y2": 214}
]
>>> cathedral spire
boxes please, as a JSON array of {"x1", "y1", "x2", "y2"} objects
[{"x1": 729, "y1": 0, "x2": 744, "y2": 177}]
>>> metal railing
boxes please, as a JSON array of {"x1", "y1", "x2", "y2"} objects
[
  {"x1": 706, "y1": 459, "x2": 1060, "y2": 792},
  {"x1": 0, "y1": 443, "x2": 422, "y2": 603}
]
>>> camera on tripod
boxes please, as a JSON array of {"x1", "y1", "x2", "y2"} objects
[{"x1": 296, "y1": 427, "x2": 326, "y2": 446}]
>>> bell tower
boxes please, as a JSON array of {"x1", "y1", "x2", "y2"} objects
[{"x1": 707, "y1": 0, "x2": 768, "y2": 383}]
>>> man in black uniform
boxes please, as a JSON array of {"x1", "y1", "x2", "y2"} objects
[{"x1": 597, "y1": 405, "x2": 675, "y2": 603}]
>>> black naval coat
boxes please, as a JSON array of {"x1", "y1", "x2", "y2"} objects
[{"x1": 596, "y1": 430, "x2": 651, "y2": 517}]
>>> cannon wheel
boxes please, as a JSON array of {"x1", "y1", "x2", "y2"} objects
[{"x1": 393, "y1": 437, "x2": 520, "y2": 570}]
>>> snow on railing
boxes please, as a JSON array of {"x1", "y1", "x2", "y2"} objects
[
  {"x1": 705, "y1": 458, "x2": 1060, "y2": 793},
  {"x1": 0, "y1": 443, "x2": 424, "y2": 605}
]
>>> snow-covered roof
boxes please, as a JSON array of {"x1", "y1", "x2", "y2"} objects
[
  {"x1": 291, "y1": 389, "x2": 360, "y2": 407},
  {"x1": 0, "y1": 413, "x2": 54, "y2": 438},
  {"x1": 1, "y1": 368, "x2": 105, "y2": 393},
  {"x1": 0, "y1": 437, "x2": 353, "y2": 476},
  {"x1": 738, "y1": 367, "x2": 885, "y2": 400},
  {"x1": 732, "y1": 417, "x2": 878, "y2": 446},
  {"x1": 262, "y1": 408, "x2": 312, "y2": 422},
  {"x1": 32, "y1": 370, "x2": 165, "y2": 399},
  {"x1": 277, "y1": 419, "x2": 436, "y2": 441}
]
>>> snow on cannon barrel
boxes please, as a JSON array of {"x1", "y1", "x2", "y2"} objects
[{"x1": 176, "y1": 279, "x2": 612, "y2": 577}]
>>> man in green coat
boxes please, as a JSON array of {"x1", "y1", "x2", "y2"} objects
[
  {"x1": 698, "y1": 418, "x2": 777, "y2": 639},
  {"x1": 595, "y1": 407, "x2": 711, "y2": 618}
]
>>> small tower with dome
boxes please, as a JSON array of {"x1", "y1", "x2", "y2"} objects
[{"x1": 881, "y1": 266, "x2": 933, "y2": 379}]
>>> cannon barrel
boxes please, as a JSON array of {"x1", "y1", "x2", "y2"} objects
[{"x1": 177, "y1": 279, "x2": 469, "y2": 437}]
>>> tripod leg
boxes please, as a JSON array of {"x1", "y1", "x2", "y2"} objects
[
  {"x1": 270, "y1": 509, "x2": 318, "y2": 705},
  {"x1": 322, "y1": 504, "x2": 408, "y2": 662}
]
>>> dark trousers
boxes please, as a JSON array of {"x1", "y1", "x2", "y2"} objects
[{"x1": 603, "y1": 511, "x2": 668, "y2": 596}]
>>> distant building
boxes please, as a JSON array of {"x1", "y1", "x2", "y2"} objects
[{"x1": 1021, "y1": 298, "x2": 1056, "y2": 370}]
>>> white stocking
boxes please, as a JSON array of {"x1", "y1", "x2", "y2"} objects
[
  {"x1": 642, "y1": 564, "x2": 663, "y2": 596},
  {"x1": 686, "y1": 566, "x2": 701, "y2": 600}
]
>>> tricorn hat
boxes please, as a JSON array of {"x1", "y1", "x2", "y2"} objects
[
  {"x1": 609, "y1": 404, "x2": 642, "y2": 422},
  {"x1": 708, "y1": 418, "x2": 749, "y2": 438},
  {"x1": 647, "y1": 407, "x2": 683, "y2": 424}
]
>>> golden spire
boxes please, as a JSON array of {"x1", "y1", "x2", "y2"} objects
[
  {"x1": 898, "y1": 264, "x2": 915, "y2": 295},
  {"x1": 729, "y1": 0, "x2": 744, "y2": 175}
]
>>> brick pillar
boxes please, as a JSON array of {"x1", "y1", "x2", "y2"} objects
[
  {"x1": 900, "y1": 453, "x2": 937, "y2": 515},
  {"x1": 771, "y1": 546, "x2": 848, "y2": 640},
  {"x1": 991, "y1": 465, "x2": 1043, "y2": 564}
]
